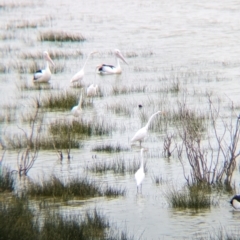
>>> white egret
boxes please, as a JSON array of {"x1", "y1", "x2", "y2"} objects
[
  {"x1": 71, "y1": 89, "x2": 84, "y2": 117},
  {"x1": 70, "y1": 51, "x2": 98, "y2": 84},
  {"x1": 230, "y1": 195, "x2": 240, "y2": 209},
  {"x1": 135, "y1": 148, "x2": 146, "y2": 193},
  {"x1": 96, "y1": 49, "x2": 128, "y2": 74},
  {"x1": 131, "y1": 111, "x2": 162, "y2": 147},
  {"x1": 33, "y1": 51, "x2": 55, "y2": 83},
  {"x1": 87, "y1": 84, "x2": 98, "y2": 98}
]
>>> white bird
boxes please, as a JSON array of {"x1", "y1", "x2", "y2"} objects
[
  {"x1": 230, "y1": 195, "x2": 240, "y2": 209},
  {"x1": 96, "y1": 49, "x2": 128, "y2": 74},
  {"x1": 131, "y1": 111, "x2": 162, "y2": 147},
  {"x1": 33, "y1": 51, "x2": 55, "y2": 83},
  {"x1": 87, "y1": 84, "x2": 98, "y2": 102},
  {"x1": 135, "y1": 148, "x2": 146, "y2": 193},
  {"x1": 70, "y1": 51, "x2": 98, "y2": 84},
  {"x1": 71, "y1": 89, "x2": 84, "y2": 117}
]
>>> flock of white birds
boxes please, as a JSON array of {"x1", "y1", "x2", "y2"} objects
[{"x1": 33, "y1": 49, "x2": 165, "y2": 193}]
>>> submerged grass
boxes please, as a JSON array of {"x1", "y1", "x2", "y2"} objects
[
  {"x1": 39, "y1": 30, "x2": 86, "y2": 42},
  {"x1": 0, "y1": 166, "x2": 15, "y2": 192},
  {"x1": 166, "y1": 183, "x2": 217, "y2": 209},
  {"x1": 92, "y1": 143, "x2": 129, "y2": 153},
  {"x1": 49, "y1": 118, "x2": 112, "y2": 138},
  {"x1": 0, "y1": 198, "x2": 132, "y2": 240},
  {"x1": 41, "y1": 90, "x2": 80, "y2": 109},
  {"x1": 27, "y1": 175, "x2": 125, "y2": 200}
]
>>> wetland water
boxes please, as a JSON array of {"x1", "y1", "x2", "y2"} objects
[{"x1": 1, "y1": 0, "x2": 240, "y2": 239}]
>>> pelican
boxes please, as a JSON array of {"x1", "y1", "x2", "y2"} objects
[
  {"x1": 87, "y1": 84, "x2": 98, "y2": 98},
  {"x1": 135, "y1": 148, "x2": 146, "y2": 193},
  {"x1": 96, "y1": 49, "x2": 128, "y2": 74},
  {"x1": 230, "y1": 195, "x2": 240, "y2": 209},
  {"x1": 33, "y1": 51, "x2": 55, "y2": 83},
  {"x1": 71, "y1": 89, "x2": 84, "y2": 117},
  {"x1": 131, "y1": 111, "x2": 163, "y2": 147},
  {"x1": 70, "y1": 51, "x2": 98, "y2": 84}
]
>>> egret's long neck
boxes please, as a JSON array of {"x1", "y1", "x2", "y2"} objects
[
  {"x1": 82, "y1": 54, "x2": 91, "y2": 70},
  {"x1": 140, "y1": 150, "x2": 144, "y2": 170},
  {"x1": 78, "y1": 92, "x2": 83, "y2": 109},
  {"x1": 145, "y1": 112, "x2": 159, "y2": 130}
]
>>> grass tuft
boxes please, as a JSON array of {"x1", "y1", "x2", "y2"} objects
[
  {"x1": 92, "y1": 143, "x2": 129, "y2": 153},
  {"x1": 0, "y1": 166, "x2": 15, "y2": 192},
  {"x1": 39, "y1": 30, "x2": 86, "y2": 42}
]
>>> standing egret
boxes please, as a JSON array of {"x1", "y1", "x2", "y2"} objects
[
  {"x1": 131, "y1": 111, "x2": 162, "y2": 147},
  {"x1": 230, "y1": 195, "x2": 240, "y2": 209},
  {"x1": 71, "y1": 89, "x2": 84, "y2": 117},
  {"x1": 70, "y1": 51, "x2": 98, "y2": 84},
  {"x1": 33, "y1": 51, "x2": 55, "y2": 83},
  {"x1": 87, "y1": 84, "x2": 98, "y2": 103},
  {"x1": 96, "y1": 49, "x2": 128, "y2": 74},
  {"x1": 135, "y1": 148, "x2": 146, "y2": 193}
]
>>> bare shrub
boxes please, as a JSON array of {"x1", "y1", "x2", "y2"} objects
[{"x1": 177, "y1": 94, "x2": 240, "y2": 187}]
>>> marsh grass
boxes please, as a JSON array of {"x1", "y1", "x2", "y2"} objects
[
  {"x1": 104, "y1": 185, "x2": 126, "y2": 197},
  {"x1": 106, "y1": 103, "x2": 132, "y2": 117},
  {"x1": 41, "y1": 90, "x2": 79, "y2": 109},
  {"x1": 166, "y1": 183, "x2": 215, "y2": 209},
  {"x1": 39, "y1": 135, "x2": 80, "y2": 150},
  {"x1": 0, "y1": 198, "x2": 39, "y2": 240},
  {"x1": 111, "y1": 85, "x2": 147, "y2": 95},
  {"x1": 92, "y1": 143, "x2": 129, "y2": 153},
  {"x1": 21, "y1": 49, "x2": 83, "y2": 60},
  {"x1": 17, "y1": 80, "x2": 54, "y2": 92},
  {"x1": 86, "y1": 156, "x2": 147, "y2": 175},
  {"x1": 0, "y1": 107, "x2": 17, "y2": 123},
  {"x1": 0, "y1": 198, "x2": 130, "y2": 240},
  {"x1": 27, "y1": 175, "x2": 125, "y2": 199},
  {"x1": 0, "y1": 166, "x2": 15, "y2": 192},
  {"x1": 39, "y1": 30, "x2": 86, "y2": 42},
  {"x1": 0, "y1": 63, "x2": 10, "y2": 73},
  {"x1": 49, "y1": 118, "x2": 112, "y2": 138},
  {"x1": 152, "y1": 174, "x2": 168, "y2": 185}
]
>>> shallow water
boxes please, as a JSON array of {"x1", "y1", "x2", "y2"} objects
[{"x1": 1, "y1": 0, "x2": 240, "y2": 239}]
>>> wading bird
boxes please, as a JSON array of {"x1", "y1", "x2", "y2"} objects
[
  {"x1": 87, "y1": 84, "x2": 98, "y2": 102},
  {"x1": 71, "y1": 89, "x2": 84, "y2": 117},
  {"x1": 230, "y1": 195, "x2": 240, "y2": 209},
  {"x1": 135, "y1": 148, "x2": 146, "y2": 193},
  {"x1": 96, "y1": 49, "x2": 128, "y2": 74},
  {"x1": 33, "y1": 51, "x2": 55, "y2": 83},
  {"x1": 131, "y1": 111, "x2": 162, "y2": 147},
  {"x1": 70, "y1": 51, "x2": 98, "y2": 84}
]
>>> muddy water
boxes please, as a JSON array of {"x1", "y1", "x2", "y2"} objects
[{"x1": 1, "y1": 0, "x2": 240, "y2": 239}]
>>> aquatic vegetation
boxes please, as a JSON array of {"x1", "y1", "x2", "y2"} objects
[
  {"x1": 27, "y1": 175, "x2": 125, "y2": 200},
  {"x1": 49, "y1": 118, "x2": 112, "y2": 138},
  {"x1": 106, "y1": 102, "x2": 132, "y2": 117},
  {"x1": 21, "y1": 50, "x2": 78, "y2": 60},
  {"x1": 92, "y1": 143, "x2": 129, "y2": 153},
  {"x1": 0, "y1": 165, "x2": 14, "y2": 192},
  {"x1": 39, "y1": 30, "x2": 86, "y2": 42},
  {"x1": 166, "y1": 184, "x2": 212, "y2": 209},
  {"x1": 41, "y1": 90, "x2": 80, "y2": 109},
  {"x1": 111, "y1": 84, "x2": 147, "y2": 95}
]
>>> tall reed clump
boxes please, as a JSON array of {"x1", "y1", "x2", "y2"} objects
[
  {"x1": 27, "y1": 175, "x2": 125, "y2": 200},
  {"x1": 0, "y1": 165, "x2": 15, "y2": 192},
  {"x1": 49, "y1": 118, "x2": 112, "y2": 138},
  {"x1": 0, "y1": 198, "x2": 132, "y2": 240},
  {"x1": 39, "y1": 30, "x2": 86, "y2": 42},
  {"x1": 0, "y1": 198, "x2": 39, "y2": 240},
  {"x1": 166, "y1": 183, "x2": 214, "y2": 209},
  {"x1": 41, "y1": 90, "x2": 80, "y2": 109}
]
